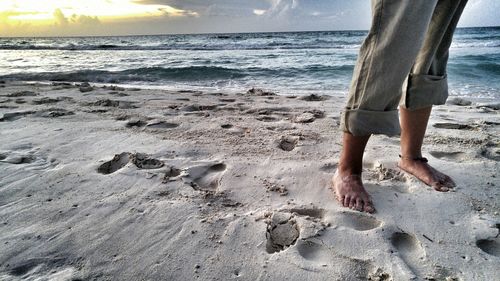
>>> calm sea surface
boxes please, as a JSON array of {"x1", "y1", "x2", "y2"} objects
[{"x1": 0, "y1": 27, "x2": 499, "y2": 98}]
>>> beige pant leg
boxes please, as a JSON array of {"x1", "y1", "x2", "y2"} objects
[
  {"x1": 402, "y1": 0, "x2": 468, "y2": 110},
  {"x1": 341, "y1": 0, "x2": 439, "y2": 136}
]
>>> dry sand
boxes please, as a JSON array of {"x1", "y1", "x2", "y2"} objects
[{"x1": 0, "y1": 81, "x2": 499, "y2": 280}]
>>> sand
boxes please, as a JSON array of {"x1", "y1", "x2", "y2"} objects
[{"x1": 0, "y1": 81, "x2": 499, "y2": 280}]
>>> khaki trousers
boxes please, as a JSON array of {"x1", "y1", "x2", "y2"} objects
[{"x1": 341, "y1": 0, "x2": 468, "y2": 136}]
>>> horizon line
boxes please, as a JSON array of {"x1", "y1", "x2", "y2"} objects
[{"x1": 1, "y1": 25, "x2": 499, "y2": 39}]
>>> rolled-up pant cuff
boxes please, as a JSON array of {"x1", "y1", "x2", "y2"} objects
[
  {"x1": 402, "y1": 74, "x2": 448, "y2": 110},
  {"x1": 340, "y1": 109, "x2": 400, "y2": 136}
]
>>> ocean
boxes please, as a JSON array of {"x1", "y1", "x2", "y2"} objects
[{"x1": 0, "y1": 27, "x2": 499, "y2": 98}]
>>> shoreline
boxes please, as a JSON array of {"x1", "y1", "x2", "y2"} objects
[{"x1": 0, "y1": 81, "x2": 499, "y2": 280}]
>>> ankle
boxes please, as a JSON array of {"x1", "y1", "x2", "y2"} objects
[{"x1": 337, "y1": 164, "x2": 362, "y2": 176}]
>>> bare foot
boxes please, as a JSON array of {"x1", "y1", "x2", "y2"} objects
[
  {"x1": 331, "y1": 170, "x2": 375, "y2": 213},
  {"x1": 398, "y1": 157, "x2": 455, "y2": 192}
]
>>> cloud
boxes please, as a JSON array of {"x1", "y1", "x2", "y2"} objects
[
  {"x1": 2, "y1": 0, "x2": 498, "y2": 37},
  {"x1": 253, "y1": 9, "x2": 266, "y2": 16},
  {"x1": 53, "y1": 8, "x2": 68, "y2": 25},
  {"x1": 70, "y1": 14, "x2": 100, "y2": 25}
]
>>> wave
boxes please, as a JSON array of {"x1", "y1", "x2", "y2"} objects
[
  {"x1": 0, "y1": 64, "x2": 355, "y2": 84},
  {"x1": 0, "y1": 66, "x2": 246, "y2": 83},
  {"x1": 0, "y1": 43, "x2": 360, "y2": 51}
]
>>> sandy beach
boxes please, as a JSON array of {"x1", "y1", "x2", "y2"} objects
[{"x1": 0, "y1": 81, "x2": 499, "y2": 280}]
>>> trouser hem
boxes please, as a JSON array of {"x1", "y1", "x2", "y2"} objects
[
  {"x1": 402, "y1": 73, "x2": 449, "y2": 110},
  {"x1": 340, "y1": 109, "x2": 400, "y2": 136}
]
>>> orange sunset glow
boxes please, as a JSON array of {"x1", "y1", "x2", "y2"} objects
[{"x1": 0, "y1": 0, "x2": 198, "y2": 36}]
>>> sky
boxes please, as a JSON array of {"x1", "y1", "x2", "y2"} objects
[{"x1": 1, "y1": 0, "x2": 499, "y2": 37}]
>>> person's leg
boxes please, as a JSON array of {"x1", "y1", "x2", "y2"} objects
[
  {"x1": 398, "y1": 106, "x2": 455, "y2": 191},
  {"x1": 335, "y1": 0, "x2": 439, "y2": 212},
  {"x1": 333, "y1": 133, "x2": 373, "y2": 212},
  {"x1": 398, "y1": 0, "x2": 468, "y2": 190}
]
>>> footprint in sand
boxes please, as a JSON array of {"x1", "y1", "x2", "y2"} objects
[
  {"x1": 288, "y1": 207, "x2": 325, "y2": 219},
  {"x1": 266, "y1": 207, "x2": 328, "y2": 255},
  {"x1": 278, "y1": 136, "x2": 299, "y2": 151},
  {"x1": 476, "y1": 224, "x2": 500, "y2": 257},
  {"x1": 97, "y1": 152, "x2": 164, "y2": 174},
  {"x1": 132, "y1": 153, "x2": 164, "y2": 169},
  {"x1": 219, "y1": 98, "x2": 236, "y2": 103},
  {"x1": 181, "y1": 162, "x2": 227, "y2": 191},
  {"x1": 429, "y1": 151, "x2": 469, "y2": 162},
  {"x1": 35, "y1": 108, "x2": 75, "y2": 118},
  {"x1": 256, "y1": 115, "x2": 279, "y2": 122},
  {"x1": 479, "y1": 147, "x2": 500, "y2": 161},
  {"x1": 477, "y1": 238, "x2": 500, "y2": 257},
  {"x1": 0, "y1": 151, "x2": 35, "y2": 164},
  {"x1": 125, "y1": 119, "x2": 147, "y2": 128},
  {"x1": 97, "y1": 152, "x2": 131, "y2": 174},
  {"x1": 432, "y1": 122, "x2": 474, "y2": 130},
  {"x1": 6, "y1": 256, "x2": 80, "y2": 280},
  {"x1": 391, "y1": 232, "x2": 425, "y2": 275},
  {"x1": 145, "y1": 120, "x2": 179, "y2": 129},
  {"x1": 0, "y1": 110, "x2": 36, "y2": 121},
  {"x1": 220, "y1": 124, "x2": 233, "y2": 129},
  {"x1": 180, "y1": 104, "x2": 218, "y2": 112},
  {"x1": 296, "y1": 239, "x2": 330, "y2": 261},
  {"x1": 266, "y1": 212, "x2": 300, "y2": 254},
  {"x1": 334, "y1": 212, "x2": 381, "y2": 231},
  {"x1": 319, "y1": 162, "x2": 338, "y2": 173},
  {"x1": 5, "y1": 91, "x2": 38, "y2": 97}
]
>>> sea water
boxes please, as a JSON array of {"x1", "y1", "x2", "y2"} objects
[{"x1": 0, "y1": 27, "x2": 498, "y2": 98}]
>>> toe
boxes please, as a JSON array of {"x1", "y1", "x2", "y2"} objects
[
  {"x1": 364, "y1": 203, "x2": 375, "y2": 213},
  {"x1": 354, "y1": 198, "x2": 363, "y2": 211},
  {"x1": 434, "y1": 182, "x2": 449, "y2": 192},
  {"x1": 349, "y1": 197, "x2": 357, "y2": 209},
  {"x1": 343, "y1": 196, "x2": 351, "y2": 207}
]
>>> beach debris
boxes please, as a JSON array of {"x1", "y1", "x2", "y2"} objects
[
  {"x1": 447, "y1": 97, "x2": 472, "y2": 106},
  {"x1": 103, "y1": 85, "x2": 125, "y2": 91},
  {"x1": 79, "y1": 82, "x2": 94, "y2": 92},
  {"x1": 299, "y1": 93, "x2": 329, "y2": 101},
  {"x1": 246, "y1": 87, "x2": 276, "y2": 96},
  {"x1": 293, "y1": 112, "x2": 315, "y2": 123},
  {"x1": 262, "y1": 179, "x2": 288, "y2": 196}
]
